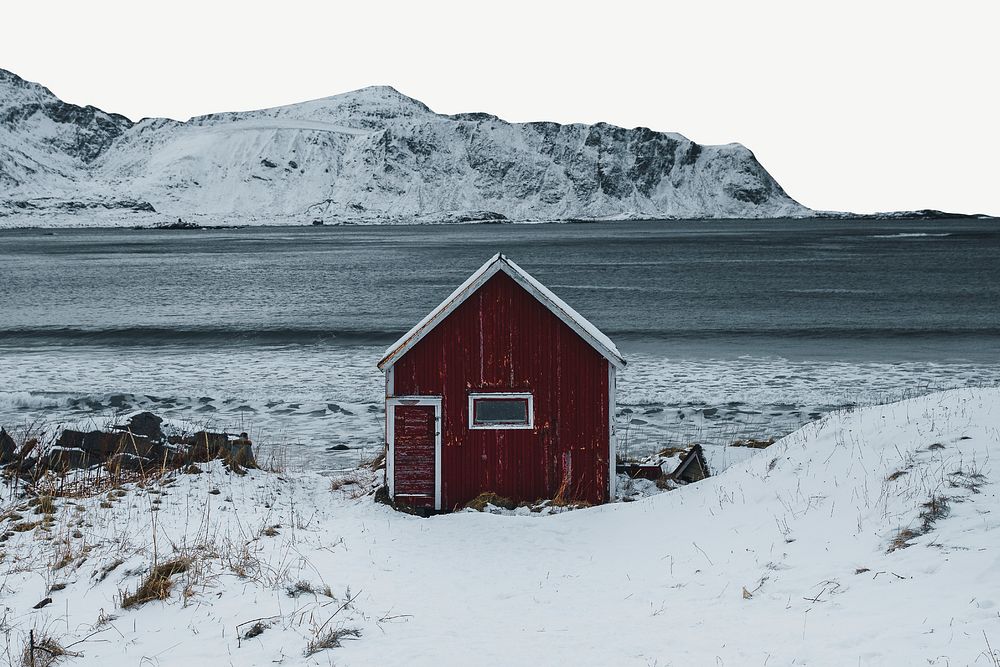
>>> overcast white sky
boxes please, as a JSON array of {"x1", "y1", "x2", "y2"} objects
[{"x1": 3, "y1": 0, "x2": 997, "y2": 214}]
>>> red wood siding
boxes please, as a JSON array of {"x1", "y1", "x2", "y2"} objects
[
  {"x1": 393, "y1": 405, "x2": 436, "y2": 508},
  {"x1": 392, "y1": 271, "x2": 610, "y2": 509}
]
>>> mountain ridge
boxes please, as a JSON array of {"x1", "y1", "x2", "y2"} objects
[{"x1": 1, "y1": 67, "x2": 815, "y2": 225}]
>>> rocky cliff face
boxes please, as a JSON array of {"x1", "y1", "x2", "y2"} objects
[
  {"x1": 0, "y1": 69, "x2": 810, "y2": 223},
  {"x1": 0, "y1": 70, "x2": 131, "y2": 191}
]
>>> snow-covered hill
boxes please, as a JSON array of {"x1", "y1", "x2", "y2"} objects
[
  {"x1": 0, "y1": 68, "x2": 811, "y2": 225},
  {"x1": 1, "y1": 388, "x2": 997, "y2": 664}
]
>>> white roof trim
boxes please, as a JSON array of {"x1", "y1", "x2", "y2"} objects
[{"x1": 378, "y1": 253, "x2": 626, "y2": 371}]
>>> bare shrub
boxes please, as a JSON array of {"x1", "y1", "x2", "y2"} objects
[{"x1": 19, "y1": 631, "x2": 79, "y2": 667}]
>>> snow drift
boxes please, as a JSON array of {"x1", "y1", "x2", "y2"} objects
[{"x1": 0, "y1": 68, "x2": 810, "y2": 225}]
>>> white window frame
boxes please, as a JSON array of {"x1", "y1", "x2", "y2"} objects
[{"x1": 468, "y1": 392, "x2": 534, "y2": 430}]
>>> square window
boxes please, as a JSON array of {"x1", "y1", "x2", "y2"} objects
[{"x1": 469, "y1": 393, "x2": 533, "y2": 429}]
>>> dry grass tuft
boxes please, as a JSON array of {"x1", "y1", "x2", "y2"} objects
[
  {"x1": 465, "y1": 492, "x2": 516, "y2": 511},
  {"x1": 361, "y1": 450, "x2": 386, "y2": 471},
  {"x1": 888, "y1": 493, "x2": 952, "y2": 552},
  {"x1": 948, "y1": 467, "x2": 987, "y2": 494},
  {"x1": 328, "y1": 476, "x2": 352, "y2": 492},
  {"x1": 730, "y1": 437, "x2": 776, "y2": 449},
  {"x1": 13, "y1": 520, "x2": 42, "y2": 532},
  {"x1": 918, "y1": 494, "x2": 950, "y2": 531},
  {"x1": 889, "y1": 528, "x2": 918, "y2": 552},
  {"x1": 243, "y1": 621, "x2": 268, "y2": 639},
  {"x1": 286, "y1": 580, "x2": 316, "y2": 597},
  {"x1": 120, "y1": 557, "x2": 191, "y2": 608},
  {"x1": 654, "y1": 474, "x2": 676, "y2": 490},
  {"x1": 657, "y1": 446, "x2": 691, "y2": 458},
  {"x1": 550, "y1": 477, "x2": 590, "y2": 508},
  {"x1": 93, "y1": 557, "x2": 125, "y2": 583},
  {"x1": 286, "y1": 580, "x2": 332, "y2": 598},
  {"x1": 304, "y1": 627, "x2": 361, "y2": 656},
  {"x1": 34, "y1": 496, "x2": 57, "y2": 515}
]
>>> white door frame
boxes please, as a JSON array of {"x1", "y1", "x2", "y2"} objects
[
  {"x1": 386, "y1": 396, "x2": 443, "y2": 511},
  {"x1": 608, "y1": 363, "x2": 617, "y2": 502}
]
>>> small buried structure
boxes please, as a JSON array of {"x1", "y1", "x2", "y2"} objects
[
  {"x1": 378, "y1": 253, "x2": 626, "y2": 511},
  {"x1": 617, "y1": 444, "x2": 711, "y2": 484}
]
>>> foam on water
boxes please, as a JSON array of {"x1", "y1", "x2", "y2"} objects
[
  {"x1": 2, "y1": 344, "x2": 998, "y2": 473},
  {"x1": 870, "y1": 232, "x2": 952, "y2": 238}
]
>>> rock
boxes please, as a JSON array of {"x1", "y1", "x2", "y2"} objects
[
  {"x1": 188, "y1": 431, "x2": 229, "y2": 462},
  {"x1": 187, "y1": 431, "x2": 257, "y2": 468},
  {"x1": 44, "y1": 447, "x2": 92, "y2": 471},
  {"x1": 46, "y1": 427, "x2": 167, "y2": 471},
  {"x1": 3, "y1": 413, "x2": 255, "y2": 479},
  {"x1": 0, "y1": 428, "x2": 15, "y2": 464},
  {"x1": 120, "y1": 411, "x2": 164, "y2": 440},
  {"x1": 58, "y1": 429, "x2": 161, "y2": 460},
  {"x1": 107, "y1": 394, "x2": 129, "y2": 408}
]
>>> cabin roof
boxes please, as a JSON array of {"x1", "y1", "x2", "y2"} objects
[{"x1": 377, "y1": 253, "x2": 626, "y2": 371}]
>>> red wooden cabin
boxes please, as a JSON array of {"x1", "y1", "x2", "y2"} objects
[{"x1": 378, "y1": 253, "x2": 626, "y2": 511}]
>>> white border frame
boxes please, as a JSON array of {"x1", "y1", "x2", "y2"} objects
[
  {"x1": 468, "y1": 392, "x2": 534, "y2": 430},
  {"x1": 386, "y1": 395, "x2": 442, "y2": 511}
]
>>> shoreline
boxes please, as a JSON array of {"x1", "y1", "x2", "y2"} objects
[{"x1": 0, "y1": 211, "x2": 996, "y2": 231}]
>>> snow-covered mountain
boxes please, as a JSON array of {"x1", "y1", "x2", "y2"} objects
[{"x1": 0, "y1": 68, "x2": 811, "y2": 224}]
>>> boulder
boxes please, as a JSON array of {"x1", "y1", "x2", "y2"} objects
[
  {"x1": 187, "y1": 431, "x2": 257, "y2": 468},
  {"x1": 0, "y1": 428, "x2": 15, "y2": 464},
  {"x1": 44, "y1": 447, "x2": 93, "y2": 472},
  {"x1": 2, "y1": 414, "x2": 255, "y2": 478},
  {"x1": 118, "y1": 412, "x2": 164, "y2": 441}
]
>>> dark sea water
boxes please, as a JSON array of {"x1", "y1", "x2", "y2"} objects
[{"x1": 2, "y1": 219, "x2": 998, "y2": 470}]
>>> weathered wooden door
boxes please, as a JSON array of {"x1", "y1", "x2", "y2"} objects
[{"x1": 390, "y1": 399, "x2": 440, "y2": 509}]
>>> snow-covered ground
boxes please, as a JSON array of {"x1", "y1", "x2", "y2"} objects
[{"x1": 2, "y1": 387, "x2": 997, "y2": 665}]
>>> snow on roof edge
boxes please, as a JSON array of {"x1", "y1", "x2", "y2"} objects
[
  {"x1": 377, "y1": 254, "x2": 625, "y2": 371},
  {"x1": 501, "y1": 255, "x2": 625, "y2": 366}
]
